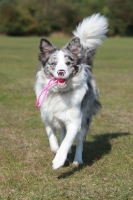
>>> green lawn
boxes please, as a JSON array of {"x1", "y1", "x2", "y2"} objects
[{"x1": 0, "y1": 36, "x2": 133, "y2": 200}]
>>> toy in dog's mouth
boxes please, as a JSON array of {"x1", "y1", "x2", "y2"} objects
[{"x1": 36, "y1": 77, "x2": 67, "y2": 108}]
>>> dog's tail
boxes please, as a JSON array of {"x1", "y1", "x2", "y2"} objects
[{"x1": 73, "y1": 13, "x2": 108, "y2": 49}]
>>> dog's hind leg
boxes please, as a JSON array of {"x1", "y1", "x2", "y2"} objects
[
  {"x1": 45, "y1": 125, "x2": 59, "y2": 154},
  {"x1": 73, "y1": 137, "x2": 84, "y2": 165},
  {"x1": 73, "y1": 117, "x2": 92, "y2": 165},
  {"x1": 73, "y1": 125, "x2": 89, "y2": 165},
  {"x1": 59, "y1": 127, "x2": 66, "y2": 145}
]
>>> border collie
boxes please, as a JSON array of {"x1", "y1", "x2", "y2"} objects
[{"x1": 35, "y1": 13, "x2": 108, "y2": 169}]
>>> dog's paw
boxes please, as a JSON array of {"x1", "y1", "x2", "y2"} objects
[
  {"x1": 73, "y1": 160, "x2": 83, "y2": 166},
  {"x1": 52, "y1": 151, "x2": 67, "y2": 170},
  {"x1": 51, "y1": 146, "x2": 59, "y2": 154}
]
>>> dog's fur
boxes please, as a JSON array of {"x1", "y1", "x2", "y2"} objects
[{"x1": 35, "y1": 13, "x2": 108, "y2": 169}]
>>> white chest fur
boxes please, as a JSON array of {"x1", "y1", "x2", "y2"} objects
[
  {"x1": 35, "y1": 70, "x2": 88, "y2": 128},
  {"x1": 40, "y1": 84, "x2": 87, "y2": 128}
]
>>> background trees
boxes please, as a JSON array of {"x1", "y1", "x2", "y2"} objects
[{"x1": 0, "y1": 0, "x2": 133, "y2": 36}]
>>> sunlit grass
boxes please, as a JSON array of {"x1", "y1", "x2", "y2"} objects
[{"x1": 0, "y1": 36, "x2": 133, "y2": 199}]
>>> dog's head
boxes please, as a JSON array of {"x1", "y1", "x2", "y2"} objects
[{"x1": 38, "y1": 37, "x2": 82, "y2": 89}]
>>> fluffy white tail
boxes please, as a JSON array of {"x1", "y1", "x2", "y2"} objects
[{"x1": 73, "y1": 13, "x2": 108, "y2": 49}]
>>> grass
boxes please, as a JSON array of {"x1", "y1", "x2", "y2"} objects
[{"x1": 0, "y1": 36, "x2": 133, "y2": 200}]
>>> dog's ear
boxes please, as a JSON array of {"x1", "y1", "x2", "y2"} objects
[
  {"x1": 39, "y1": 38, "x2": 57, "y2": 61},
  {"x1": 65, "y1": 37, "x2": 81, "y2": 59}
]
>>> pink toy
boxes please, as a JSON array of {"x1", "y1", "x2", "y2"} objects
[{"x1": 36, "y1": 77, "x2": 57, "y2": 108}]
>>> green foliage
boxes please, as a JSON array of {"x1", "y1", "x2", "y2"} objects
[
  {"x1": 106, "y1": 0, "x2": 133, "y2": 36},
  {"x1": 0, "y1": 0, "x2": 133, "y2": 36}
]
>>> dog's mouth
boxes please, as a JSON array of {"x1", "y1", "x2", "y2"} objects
[{"x1": 56, "y1": 78, "x2": 67, "y2": 87}]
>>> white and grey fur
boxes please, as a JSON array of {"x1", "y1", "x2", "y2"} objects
[{"x1": 35, "y1": 13, "x2": 108, "y2": 169}]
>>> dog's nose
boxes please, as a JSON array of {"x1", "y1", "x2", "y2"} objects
[{"x1": 57, "y1": 70, "x2": 66, "y2": 76}]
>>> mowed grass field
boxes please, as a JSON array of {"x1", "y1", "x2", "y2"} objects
[{"x1": 0, "y1": 36, "x2": 133, "y2": 200}]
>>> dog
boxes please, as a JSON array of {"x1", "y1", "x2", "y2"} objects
[{"x1": 35, "y1": 13, "x2": 108, "y2": 169}]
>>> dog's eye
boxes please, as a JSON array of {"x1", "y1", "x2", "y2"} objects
[
  {"x1": 51, "y1": 62, "x2": 56, "y2": 66},
  {"x1": 66, "y1": 62, "x2": 71, "y2": 66}
]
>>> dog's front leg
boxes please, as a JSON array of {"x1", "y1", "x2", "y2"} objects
[
  {"x1": 45, "y1": 125, "x2": 59, "y2": 154},
  {"x1": 52, "y1": 123, "x2": 80, "y2": 170}
]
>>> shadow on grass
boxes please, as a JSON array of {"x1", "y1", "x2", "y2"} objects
[{"x1": 58, "y1": 132, "x2": 130, "y2": 179}]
